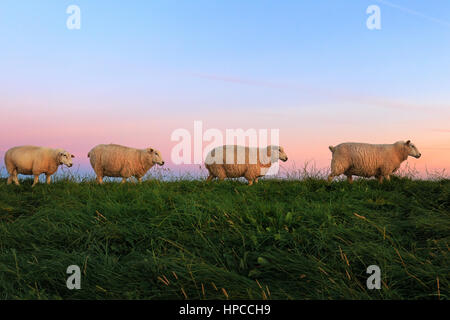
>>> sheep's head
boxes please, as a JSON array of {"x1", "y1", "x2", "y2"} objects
[
  {"x1": 278, "y1": 146, "x2": 288, "y2": 162},
  {"x1": 268, "y1": 145, "x2": 288, "y2": 162},
  {"x1": 147, "y1": 148, "x2": 165, "y2": 166},
  {"x1": 58, "y1": 151, "x2": 75, "y2": 167},
  {"x1": 405, "y1": 140, "x2": 421, "y2": 158}
]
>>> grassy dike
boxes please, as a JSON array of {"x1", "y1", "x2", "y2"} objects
[{"x1": 0, "y1": 177, "x2": 448, "y2": 299}]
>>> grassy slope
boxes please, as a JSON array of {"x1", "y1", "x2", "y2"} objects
[{"x1": 0, "y1": 177, "x2": 448, "y2": 300}]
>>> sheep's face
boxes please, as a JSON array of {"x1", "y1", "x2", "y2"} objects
[
  {"x1": 278, "y1": 146, "x2": 288, "y2": 162},
  {"x1": 269, "y1": 146, "x2": 288, "y2": 162},
  {"x1": 405, "y1": 140, "x2": 421, "y2": 158},
  {"x1": 59, "y1": 151, "x2": 75, "y2": 167},
  {"x1": 148, "y1": 148, "x2": 165, "y2": 165}
]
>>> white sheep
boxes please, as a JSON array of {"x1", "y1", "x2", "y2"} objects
[
  {"x1": 327, "y1": 140, "x2": 421, "y2": 183},
  {"x1": 205, "y1": 145, "x2": 288, "y2": 185},
  {"x1": 88, "y1": 144, "x2": 164, "y2": 184},
  {"x1": 4, "y1": 145, "x2": 75, "y2": 186}
]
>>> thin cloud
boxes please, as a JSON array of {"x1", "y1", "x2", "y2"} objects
[
  {"x1": 376, "y1": 0, "x2": 450, "y2": 28},
  {"x1": 190, "y1": 73, "x2": 302, "y2": 90},
  {"x1": 420, "y1": 145, "x2": 450, "y2": 151},
  {"x1": 431, "y1": 129, "x2": 450, "y2": 133},
  {"x1": 191, "y1": 72, "x2": 449, "y2": 113}
]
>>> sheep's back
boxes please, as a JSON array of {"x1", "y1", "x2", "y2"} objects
[
  {"x1": 90, "y1": 144, "x2": 142, "y2": 175},
  {"x1": 335, "y1": 143, "x2": 397, "y2": 176},
  {"x1": 6, "y1": 146, "x2": 56, "y2": 173},
  {"x1": 206, "y1": 145, "x2": 269, "y2": 166}
]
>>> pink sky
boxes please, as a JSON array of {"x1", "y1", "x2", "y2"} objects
[{"x1": 1, "y1": 92, "x2": 449, "y2": 178}]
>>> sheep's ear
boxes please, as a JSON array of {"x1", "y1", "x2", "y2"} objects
[
  {"x1": 406, "y1": 140, "x2": 411, "y2": 146},
  {"x1": 71, "y1": 154, "x2": 75, "y2": 158},
  {"x1": 148, "y1": 148, "x2": 154, "y2": 153}
]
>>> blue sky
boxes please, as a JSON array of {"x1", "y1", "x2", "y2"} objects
[{"x1": 2, "y1": 0, "x2": 449, "y2": 98}]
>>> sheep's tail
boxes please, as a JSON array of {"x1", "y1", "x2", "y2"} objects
[{"x1": 329, "y1": 146, "x2": 335, "y2": 153}]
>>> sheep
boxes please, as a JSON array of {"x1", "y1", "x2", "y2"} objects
[
  {"x1": 327, "y1": 140, "x2": 421, "y2": 183},
  {"x1": 88, "y1": 144, "x2": 164, "y2": 184},
  {"x1": 4, "y1": 145, "x2": 75, "y2": 187},
  {"x1": 204, "y1": 145, "x2": 288, "y2": 185}
]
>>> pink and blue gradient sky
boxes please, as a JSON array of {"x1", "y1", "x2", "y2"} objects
[{"x1": 1, "y1": 0, "x2": 449, "y2": 176}]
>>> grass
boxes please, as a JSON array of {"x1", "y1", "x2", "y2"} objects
[{"x1": 0, "y1": 175, "x2": 448, "y2": 300}]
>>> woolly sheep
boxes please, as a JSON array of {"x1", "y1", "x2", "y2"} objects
[
  {"x1": 205, "y1": 145, "x2": 288, "y2": 185},
  {"x1": 327, "y1": 140, "x2": 421, "y2": 183},
  {"x1": 5, "y1": 145, "x2": 75, "y2": 187},
  {"x1": 88, "y1": 144, "x2": 164, "y2": 184}
]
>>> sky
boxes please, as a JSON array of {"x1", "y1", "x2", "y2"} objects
[{"x1": 0, "y1": 0, "x2": 449, "y2": 178}]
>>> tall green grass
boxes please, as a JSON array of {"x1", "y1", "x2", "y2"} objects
[{"x1": 0, "y1": 176, "x2": 448, "y2": 299}]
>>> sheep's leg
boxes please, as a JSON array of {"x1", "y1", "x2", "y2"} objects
[
  {"x1": 6, "y1": 163, "x2": 15, "y2": 185},
  {"x1": 377, "y1": 176, "x2": 384, "y2": 184},
  {"x1": 244, "y1": 170, "x2": 255, "y2": 186},
  {"x1": 206, "y1": 174, "x2": 214, "y2": 182},
  {"x1": 46, "y1": 174, "x2": 52, "y2": 184},
  {"x1": 384, "y1": 175, "x2": 391, "y2": 182},
  {"x1": 346, "y1": 175, "x2": 353, "y2": 184},
  {"x1": 121, "y1": 178, "x2": 127, "y2": 184},
  {"x1": 328, "y1": 160, "x2": 338, "y2": 182},
  {"x1": 96, "y1": 175, "x2": 103, "y2": 184},
  {"x1": 13, "y1": 173, "x2": 20, "y2": 186},
  {"x1": 8, "y1": 168, "x2": 19, "y2": 185},
  {"x1": 32, "y1": 174, "x2": 40, "y2": 187},
  {"x1": 136, "y1": 176, "x2": 142, "y2": 183},
  {"x1": 329, "y1": 160, "x2": 347, "y2": 183},
  {"x1": 216, "y1": 170, "x2": 226, "y2": 181},
  {"x1": 254, "y1": 178, "x2": 259, "y2": 184}
]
